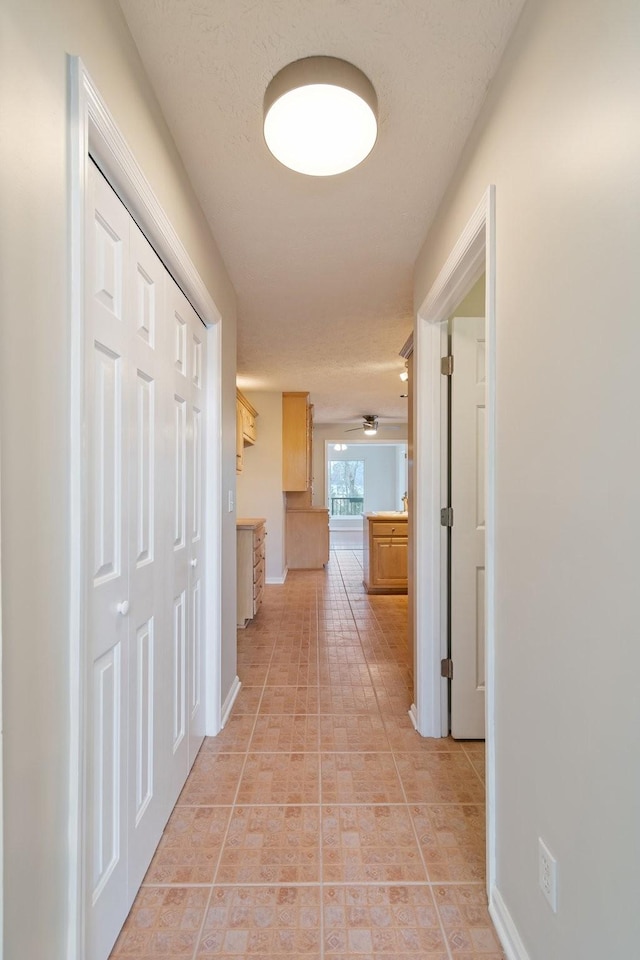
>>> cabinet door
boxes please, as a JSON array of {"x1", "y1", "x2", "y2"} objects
[
  {"x1": 235, "y1": 402, "x2": 244, "y2": 473},
  {"x1": 371, "y1": 537, "x2": 408, "y2": 587},
  {"x1": 282, "y1": 392, "x2": 310, "y2": 490}
]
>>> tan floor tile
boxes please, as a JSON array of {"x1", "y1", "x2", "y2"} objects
[
  {"x1": 266, "y1": 661, "x2": 319, "y2": 686},
  {"x1": 319, "y1": 684, "x2": 381, "y2": 715},
  {"x1": 237, "y1": 661, "x2": 270, "y2": 685},
  {"x1": 375, "y1": 690, "x2": 414, "y2": 715},
  {"x1": 195, "y1": 886, "x2": 321, "y2": 958},
  {"x1": 236, "y1": 752, "x2": 320, "y2": 804},
  {"x1": 410, "y1": 804, "x2": 486, "y2": 882},
  {"x1": 110, "y1": 886, "x2": 209, "y2": 958},
  {"x1": 320, "y1": 715, "x2": 390, "y2": 752},
  {"x1": 143, "y1": 806, "x2": 230, "y2": 884},
  {"x1": 250, "y1": 714, "x2": 320, "y2": 752},
  {"x1": 383, "y1": 717, "x2": 462, "y2": 753},
  {"x1": 216, "y1": 806, "x2": 320, "y2": 883},
  {"x1": 200, "y1": 714, "x2": 255, "y2": 753},
  {"x1": 259, "y1": 686, "x2": 320, "y2": 715},
  {"x1": 395, "y1": 753, "x2": 486, "y2": 804},
  {"x1": 236, "y1": 642, "x2": 274, "y2": 663},
  {"x1": 177, "y1": 753, "x2": 245, "y2": 806},
  {"x1": 321, "y1": 646, "x2": 369, "y2": 665},
  {"x1": 321, "y1": 753, "x2": 404, "y2": 804},
  {"x1": 432, "y1": 884, "x2": 505, "y2": 956},
  {"x1": 232, "y1": 685, "x2": 264, "y2": 715},
  {"x1": 323, "y1": 884, "x2": 448, "y2": 959},
  {"x1": 321, "y1": 805, "x2": 427, "y2": 883}
]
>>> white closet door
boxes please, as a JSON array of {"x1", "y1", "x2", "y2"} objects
[
  {"x1": 165, "y1": 279, "x2": 193, "y2": 804},
  {"x1": 187, "y1": 302, "x2": 207, "y2": 765},
  {"x1": 85, "y1": 165, "x2": 131, "y2": 959},
  {"x1": 85, "y1": 164, "x2": 209, "y2": 959},
  {"x1": 126, "y1": 221, "x2": 170, "y2": 893}
]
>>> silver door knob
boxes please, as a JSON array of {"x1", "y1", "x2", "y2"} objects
[
  {"x1": 190, "y1": 558, "x2": 198, "y2": 568},
  {"x1": 117, "y1": 600, "x2": 130, "y2": 616}
]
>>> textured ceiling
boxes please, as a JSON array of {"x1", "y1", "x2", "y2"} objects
[{"x1": 119, "y1": 0, "x2": 525, "y2": 422}]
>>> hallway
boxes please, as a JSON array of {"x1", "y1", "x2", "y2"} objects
[{"x1": 111, "y1": 550, "x2": 501, "y2": 959}]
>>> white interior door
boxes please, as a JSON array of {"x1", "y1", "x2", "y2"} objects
[
  {"x1": 85, "y1": 164, "x2": 132, "y2": 958},
  {"x1": 187, "y1": 303, "x2": 207, "y2": 765},
  {"x1": 450, "y1": 315, "x2": 486, "y2": 739},
  {"x1": 126, "y1": 220, "x2": 170, "y2": 894},
  {"x1": 85, "y1": 163, "x2": 207, "y2": 959},
  {"x1": 165, "y1": 278, "x2": 207, "y2": 802}
]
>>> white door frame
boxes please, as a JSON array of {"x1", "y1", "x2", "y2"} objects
[
  {"x1": 412, "y1": 186, "x2": 496, "y2": 892},
  {"x1": 67, "y1": 58, "x2": 223, "y2": 959}
]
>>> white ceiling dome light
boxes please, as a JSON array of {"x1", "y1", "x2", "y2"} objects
[{"x1": 263, "y1": 56, "x2": 378, "y2": 176}]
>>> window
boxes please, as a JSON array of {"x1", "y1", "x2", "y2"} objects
[{"x1": 328, "y1": 460, "x2": 364, "y2": 516}]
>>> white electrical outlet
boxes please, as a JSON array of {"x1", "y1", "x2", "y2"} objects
[{"x1": 538, "y1": 837, "x2": 558, "y2": 913}]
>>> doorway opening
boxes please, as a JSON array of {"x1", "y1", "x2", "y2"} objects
[
  {"x1": 323, "y1": 440, "x2": 408, "y2": 551},
  {"x1": 413, "y1": 186, "x2": 496, "y2": 895}
]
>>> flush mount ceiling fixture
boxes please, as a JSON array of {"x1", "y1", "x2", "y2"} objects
[{"x1": 263, "y1": 56, "x2": 378, "y2": 176}]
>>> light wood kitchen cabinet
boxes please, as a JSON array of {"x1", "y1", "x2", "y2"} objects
[
  {"x1": 236, "y1": 389, "x2": 258, "y2": 475},
  {"x1": 282, "y1": 391, "x2": 311, "y2": 491},
  {"x1": 237, "y1": 518, "x2": 266, "y2": 626},
  {"x1": 363, "y1": 514, "x2": 408, "y2": 594},
  {"x1": 286, "y1": 508, "x2": 330, "y2": 569}
]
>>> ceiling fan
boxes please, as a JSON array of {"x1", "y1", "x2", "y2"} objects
[{"x1": 345, "y1": 415, "x2": 379, "y2": 436}]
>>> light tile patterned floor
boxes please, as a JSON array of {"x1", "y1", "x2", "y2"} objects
[{"x1": 111, "y1": 549, "x2": 503, "y2": 960}]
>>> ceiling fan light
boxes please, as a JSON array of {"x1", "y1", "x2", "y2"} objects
[
  {"x1": 363, "y1": 425, "x2": 377, "y2": 436},
  {"x1": 264, "y1": 57, "x2": 378, "y2": 176}
]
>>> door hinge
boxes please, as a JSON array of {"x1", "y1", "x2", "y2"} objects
[
  {"x1": 441, "y1": 355, "x2": 454, "y2": 376},
  {"x1": 441, "y1": 658, "x2": 453, "y2": 679},
  {"x1": 440, "y1": 507, "x2": 453, "y2": 527}
]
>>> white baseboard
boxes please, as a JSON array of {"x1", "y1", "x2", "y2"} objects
[
  {"x1": 408, "y1": 704, "x2": 418, "y2": 729},
  {"x1": 266, "y1": 568, "x2": 288, "y2": 585},
  {"x1": 489, "y1": 886, "x2": 531, "y2": 960},
  {"x1": 220, "y1": 676, "x2": 241, "y2": 728}
]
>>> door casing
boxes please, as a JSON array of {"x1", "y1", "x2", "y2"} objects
[
  {"x1": 67, "y1": 57, "x2": 223, "y2": 960},
  {"x1": 412, "y1": 186, "x2": 496, "y2": 895}
]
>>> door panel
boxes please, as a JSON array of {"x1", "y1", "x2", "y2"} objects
[
  {"x1": 86, "y1": 164, "x2": 130, "y2": 959},
  {"x1": 450, "y1": 315, "x2": 486, "y2": 739},
  {"x1": 127, "y1": 221, "x2": 168, "y2": 893}
]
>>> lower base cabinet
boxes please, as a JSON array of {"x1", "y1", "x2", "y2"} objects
[
  {"x1": 286, "y1": 508, "x2": 329, "y2": 569},
  {"x1": 237, "y1": 518, "x2": 266, "y2": 626},
  {"x1": 363, "y1": 515, "x2": 408, "y2": 594}
]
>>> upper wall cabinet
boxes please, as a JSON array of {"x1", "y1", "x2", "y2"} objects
[
  {"x1": 236, "y1": 389, "x2": 258, "y2": 474},
  {"x1": 282, "y1": 391, "x2": 311, "y2": 491}
]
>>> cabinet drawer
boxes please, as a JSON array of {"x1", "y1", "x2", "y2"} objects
[
  {"x1": 253, "y1": 557, "x2": 265, "y2": 587},
  {"x1": 253, "y1": 585, "x2": 264, "y2": 615},
  {"x1": 370, "y1": 521, "x2": 408, "y2": 539},
  {"x1": 253, "y1": 524, "x2": 266, "y2": 550},
  {"x1": 254, "y1": 538, "x2": 265, "y2": 565}
]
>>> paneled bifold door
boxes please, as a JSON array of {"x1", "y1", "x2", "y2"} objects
[{"x1": 85, "y1": 163, "x2": 207, "y2": 960}]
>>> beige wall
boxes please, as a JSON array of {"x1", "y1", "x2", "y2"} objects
[
  {"x1": 451, "y1": 272, "x2": 485, "y2": 319},
  {"x1": 236, "y1": 392, "x2": 287, "y2": 581},
  {"x1": 0, "y1": 0, "x2": 237, "y2": 955},
  {"x1": 414, "y1": 0, "x2": 640, "y2": 956}
]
